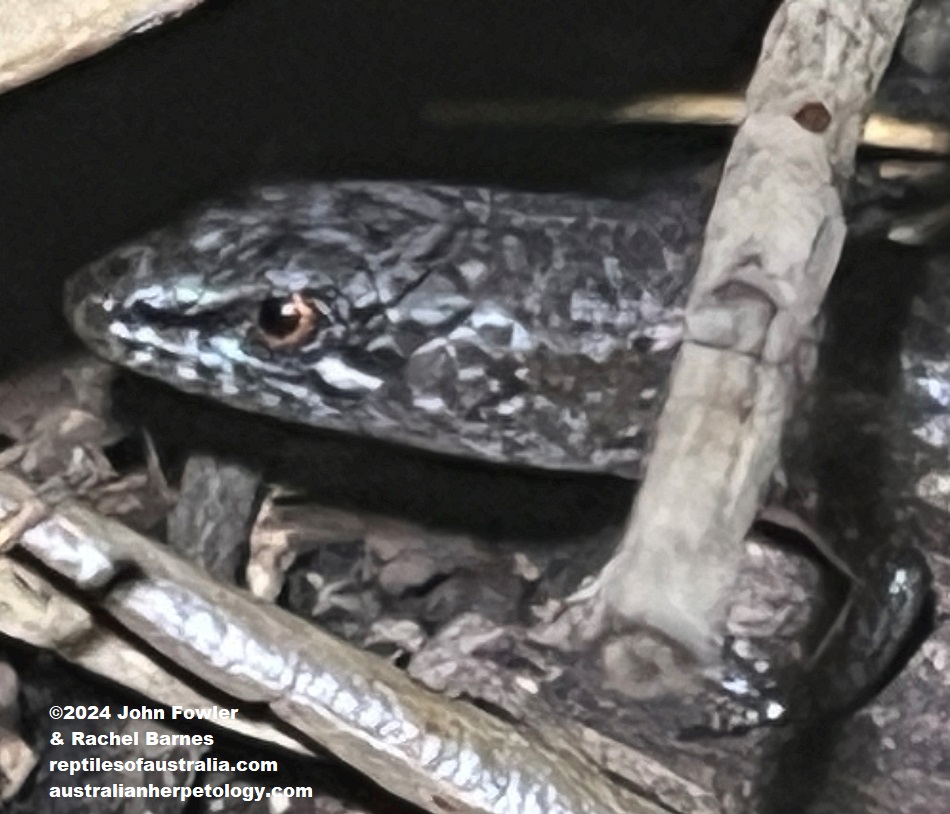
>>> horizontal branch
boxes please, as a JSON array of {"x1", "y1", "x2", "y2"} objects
[{"x1": 0, "y1": 0, "x2": 205, "y2": 95}]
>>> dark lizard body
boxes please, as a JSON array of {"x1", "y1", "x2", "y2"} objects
[
  {"x1": 65, "y1": 164, "x2": 716, "y2": 479},
  {"x1": 63, "y1": 167, "x2": 938, "y2": 726}
]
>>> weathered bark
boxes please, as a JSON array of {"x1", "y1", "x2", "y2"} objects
[
  {"x1": 593, "y1": 0, "x2": 915, "y2": 660},
  {"x1": 0, "y1": 471, "x2": 670, "y2": 814},
  {"x1": 1, "y1": 467, "x2": 946, "y2": 814},
  {"x1": 0, "y1": 0, "x2": 204, "y2": 95},
  {"x1": 0, "y1": 556, "x2": 313, "y2": 757}
]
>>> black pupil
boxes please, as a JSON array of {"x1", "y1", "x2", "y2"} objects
[{"x1": 258, "y1": 297, "x2": 301, "y2": 338}]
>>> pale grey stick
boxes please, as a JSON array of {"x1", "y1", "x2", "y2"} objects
[
  {"x1": 0, "y1": 471, "x2": 672, "y2": 814},
  {"x1": 593, "y1": 0, "x2": 915, "y2": 660},
  {"x1": 0, "y1": 555, "x2": 314, "y2": 756},
  {"x1": 0, "y1": 0, "x2": 205, "y2": 95}
]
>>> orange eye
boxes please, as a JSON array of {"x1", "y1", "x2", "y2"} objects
[{"x1": 257, "y1": 293, "x2": 327, "y2": 348}]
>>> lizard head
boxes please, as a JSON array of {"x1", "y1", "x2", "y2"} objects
[{"x1": 64, "y1": 181, "x2": 469, "y2": 424}]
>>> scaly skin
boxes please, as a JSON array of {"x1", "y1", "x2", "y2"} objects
[{"x1": 64, "y1": 168, "x2": 936, "y2": 727}]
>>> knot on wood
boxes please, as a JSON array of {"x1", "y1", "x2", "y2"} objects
[{"x1": 794, "y1": 102, "x2": 831, "y2": 133}]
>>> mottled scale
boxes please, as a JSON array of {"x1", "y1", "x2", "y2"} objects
[{"x1": 65, "y1": 166, "x2": 718, "y2": 477}]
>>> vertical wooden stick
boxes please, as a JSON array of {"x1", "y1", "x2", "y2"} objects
[{"x1": 596, "y1": 0, "x2": 915, "y2": 660}]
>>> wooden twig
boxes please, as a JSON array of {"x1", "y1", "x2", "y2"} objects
[
  {"x1": 0, "y1": 0, "x2": 205, "y2": 95},
  {"x1": 589, "y1": 0, "x2": 916, "y2": 660},
  {"x1": 0, "y1": 470, "x2": 673, "y2": 814},
  {"x1": 0, "y1": 555, "x2": 314, "y2": 756}
]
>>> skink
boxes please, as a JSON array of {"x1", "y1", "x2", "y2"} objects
[
  {"x1": 64, "y1": 162, "x2": 940, "y2": 725},
  {"x1": 64, "y1": 162, "x2": 715, "y2": 478}
]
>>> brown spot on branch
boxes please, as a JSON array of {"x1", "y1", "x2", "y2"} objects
[{"x1": 794, "y1": 102, "x2": 832, "y2": 133}]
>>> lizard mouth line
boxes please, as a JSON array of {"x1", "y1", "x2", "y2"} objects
[{"x1": 129, "y1": 302, "x2": 237, "y2": 330}]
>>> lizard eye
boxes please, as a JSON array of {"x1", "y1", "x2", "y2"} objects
[{"x1": 257, "y1": 293, "x2": 328, "y2": 348}]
